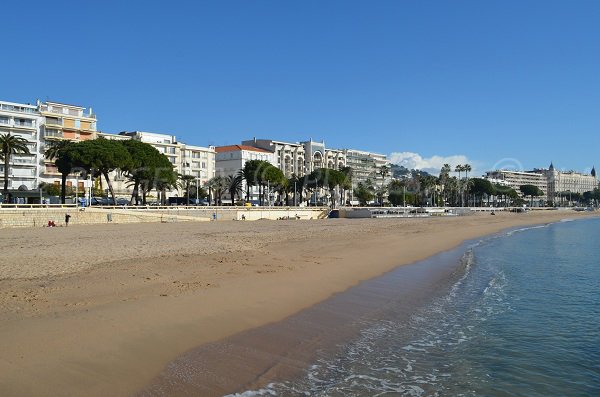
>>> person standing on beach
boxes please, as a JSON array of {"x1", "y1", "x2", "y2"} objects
[{"x1": 65, "y1": 213, "x2": 71, "y2": 227}]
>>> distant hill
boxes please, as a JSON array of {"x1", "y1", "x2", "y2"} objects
[{"x1": 391, "y1": 164, "x2": 433, "y2": 179}]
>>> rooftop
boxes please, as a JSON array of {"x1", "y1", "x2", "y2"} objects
[{"x1": 215, "y1": 145, "x2": 272, "y2": 154}]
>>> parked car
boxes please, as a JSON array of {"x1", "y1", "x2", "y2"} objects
[{"x1": 115, "y1": 198, "x2": 129, "y2": 206}]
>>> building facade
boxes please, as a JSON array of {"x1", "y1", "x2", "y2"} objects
[
  {"x1": 344, "y1": 149, "x2": 391, "y2": 189},
  {"x1": 242, "y1": 138, "x2": 306, "y2": 177},
  {"x1": 39, "y1": 101, "x2": 98, "y2": 192},
  {"x1": 541, "y1": 163, "x2": 598, "y2": 203},
  {"x1": 301, "y1": 139, "x2": 347, "y2": 173},
  {"x1": 215, "y1": 144, "x2": 275, "y2": 201},
  {"x1": 0, "y1": 101, "x2": 42, "y2": 197},
  {"x1": 485, "y1": 170, "x2": 548, "y2": 203},
  {"x1": 486, "y1": 164, "x2": 598, "y2": 205}
]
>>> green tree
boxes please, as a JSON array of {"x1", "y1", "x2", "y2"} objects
[
  {"x1": 520, "y1": 184, "x2": 544, "y2": 207},
  {"x1": 354, "y1": 182, "x2": 374, "y2": 206},
  {"x1": 263, "y1": 165, "x2": 285, "y2": 205},
  {"x1": 470, "y1": 178, "x2": 495, "y2": 206},
  {"x1": 242, "y1": 160, "x2": 273, "y2": 204},
  {"x1": 178, "y1": 174, "x2": 196, "y2": 205},
  {"x1": 0, "y1": 133, "x2": 31, "y2": 202},
  {"x1": 227, "y1": 173, "x2": 244, "y2": 205},
  {"x1": 38, "y1": 182, "x2": 62, "y2": 197},
  {"x1": 69, "y1": 139, "x2": 133, "y2": 205},
  {"x1": 44, "y1": 140, "x2": 75, "y2": 204},
  {"x1": 121, "y1": 140, "x2": 170, "y2": 204}
]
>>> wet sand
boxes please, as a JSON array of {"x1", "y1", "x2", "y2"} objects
[{"x1": 0, "y1": 210, "x2": 595, "y2": 396}]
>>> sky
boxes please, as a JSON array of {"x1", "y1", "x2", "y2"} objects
[{"x1": 4, "y1": 0, "x2": 600, "y2": 176}]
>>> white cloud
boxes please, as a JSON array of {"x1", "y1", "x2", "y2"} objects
[{"x1": 389, "y1": 151, "x2": 480, "y2": 176}]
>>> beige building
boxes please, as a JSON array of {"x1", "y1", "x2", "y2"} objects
[{"x1": 39, "y1": 101, "x2": 98, "y2": 192}]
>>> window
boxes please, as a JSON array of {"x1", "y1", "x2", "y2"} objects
[
  {"x1": 0, "y1": 116, "x2": 8, "y2": 124},
  {"x1": 74, "y1": 119, "x2": 81, "y2": 129},
  {"x1": 202, "y1": 162, "x2": 206, "y2": 169}
]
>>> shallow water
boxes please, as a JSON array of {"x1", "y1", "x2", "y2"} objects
[{"x1": 232, "y1": 218, "x2": 600, "y2": 396}]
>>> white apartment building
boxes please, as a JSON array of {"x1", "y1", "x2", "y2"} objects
[
  {"x1": 344, "y1": 149, "x2": 391, "y2": 189},
  {"x1": 485, "y1": 170, "x2": 548, "y2": 203},
  {"x1": 215, "y1": 144, "x2": 275, "y2": 201},
  {"x1": 301, "y1": 139, "x2": 347, "y2": 173},
  {"x1": 242, "y1": 138, "x2": 306, "y2": 177},
  {"x1": 242, "y1": 137, "x2": 349, "y2": 178},
  {"x1": 0, "y1": 101, "x2": 42, "y2": 201},
  {"x1": 119, "y1": 131, "x2": 216, "y2": 198}
]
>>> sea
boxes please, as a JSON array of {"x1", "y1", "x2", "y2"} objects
[{"x1": 231, "y1": 217, "x2": 600, "y2": 397}]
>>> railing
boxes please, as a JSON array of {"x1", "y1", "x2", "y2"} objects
[
  {"x1": 0, "y1": 204, "x2": 78, "y2": 209},
  {"x1": 45, "y1": 130, "x2": 64, "y2": 138}
]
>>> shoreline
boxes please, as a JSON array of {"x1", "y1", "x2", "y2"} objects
[{"x1": 0, "y1": 211, "x2": 597, "y2": 396}]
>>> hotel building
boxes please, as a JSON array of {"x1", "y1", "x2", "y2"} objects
[
  {"x1": 486, "y1": 164, "x2": 598, "y2": 205},
  {"x1": 541, "y1": 163, "x2": 598, "y2": 203}
]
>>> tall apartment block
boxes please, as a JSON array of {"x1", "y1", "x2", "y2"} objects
[
  {"x1": 39, "y1": 101, "x2": 97, "y2": 192},
  {"x1": 0, "y1": 101, "x2": 42, "y2": 197}
]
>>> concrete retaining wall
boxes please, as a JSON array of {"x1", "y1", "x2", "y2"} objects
[{"x1": 0, "y1": 207, "x2": 329, "y2": 228}]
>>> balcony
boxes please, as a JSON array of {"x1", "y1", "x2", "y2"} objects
[
  {"x1": 44, "y1": 130, "x2": 64, "y2": 139},
  {"x1": 12, "y1": 158, "x2": 37, "y2": 166}
]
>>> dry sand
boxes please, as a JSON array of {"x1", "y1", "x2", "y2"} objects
[{"x1": 0, "y1": 210, "x2": 595, "y2": 396}]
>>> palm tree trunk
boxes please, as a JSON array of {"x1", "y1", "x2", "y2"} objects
[
  {"x1": 103, "y1": 171, "x2": 117, "y2": 205},
  {"x1": 3, "y1": 155, "x2": 9, "y2": 202},
  {"x1": 131, "y1": 180, "x2": 139, "y2": 205},
  {"x1": 61, "y1": 172, "x2": 68, "y2": 204}
]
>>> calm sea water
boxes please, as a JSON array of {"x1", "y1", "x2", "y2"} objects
[{"x1": 233, "y1": 217, "x2": 600, "y2": 396}]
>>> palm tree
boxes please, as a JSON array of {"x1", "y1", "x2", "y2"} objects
[
  {"x1": 464, "y1": 164, "x2": 472, "y2": 206},
  {"x1": 227, "y1": 173, "x2": 244, "y2": 205},
  {"x1": 1, "y1": 133, "x2": 31, "y2": 202},
  {"x1": 44, "y1": 140, "x2": 74, "y2": 204},
  {"x1": 207, "y1": 176, "x2": 228, "y2": 205},
  {"x1": 178, "y1": 174, "x2": 196, "y2": 204},
  {"x1": 455, "y1": 164, "x2": 465, "y2": 206}
]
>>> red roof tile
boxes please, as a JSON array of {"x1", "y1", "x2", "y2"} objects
[{"x1": 215, "y1": 145, "x2": 272, "y2": 153}]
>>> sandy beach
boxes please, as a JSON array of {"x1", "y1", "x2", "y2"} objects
[{"x1": 0, "y1": 210, "x2": 595, "y2": 396}]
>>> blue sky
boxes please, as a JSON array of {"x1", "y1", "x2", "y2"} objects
[{"x1": 4, "y1": 0, "x2": 600, "y2": 176}]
